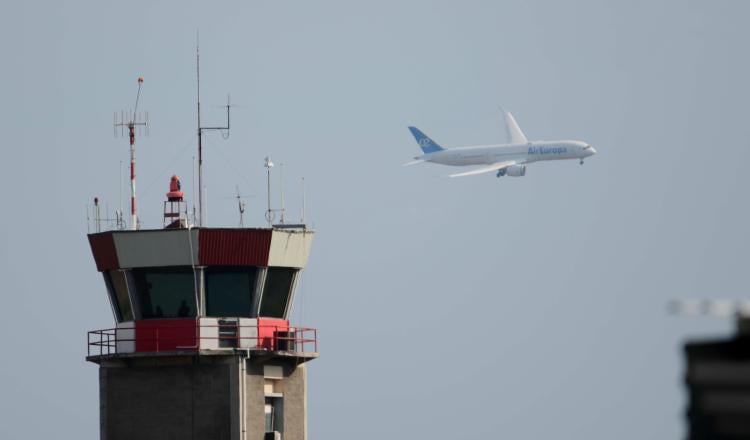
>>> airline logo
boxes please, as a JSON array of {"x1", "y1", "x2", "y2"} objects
[
  {"x1": 528, "y1": 146, "x2": 567, "y2": 155},
  {"x1": 419, "y1": 138, "x2": 432, "y2": 147}
]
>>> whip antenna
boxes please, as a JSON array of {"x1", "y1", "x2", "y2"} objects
[{"x1": 196, "y1": 36, "x2": 231, "y2": 227}]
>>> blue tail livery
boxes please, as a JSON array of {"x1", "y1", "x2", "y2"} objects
[{"x1": 408, "y1": 126, "x2": 444, "y2": 154}]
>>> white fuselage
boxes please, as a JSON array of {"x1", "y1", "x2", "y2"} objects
[{"x1": 418, "y1": 140, "x2": 593, "y2": 167}]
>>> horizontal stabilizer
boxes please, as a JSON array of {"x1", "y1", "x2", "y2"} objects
[
  {"x1": 449, "y1": 161, "x2": 516, "y2": 178},
  {"x1": 402, "y1": 159, "x2": 426, "y2": 166}
]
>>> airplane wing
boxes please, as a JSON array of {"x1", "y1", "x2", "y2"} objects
[
  {"x1": 505, "y1": 112, "x2": 528, "y2": 144},
  {"x1": 449, "y1": 160, "x2": 517, "y2": 178}
]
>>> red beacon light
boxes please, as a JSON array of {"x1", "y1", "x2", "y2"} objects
[
  {"x1": 163, "y1": 175, "x2": 186, "y2": 228},
  {"x1": 167, "y1": 175, "x2": 184, "y2": 201}
]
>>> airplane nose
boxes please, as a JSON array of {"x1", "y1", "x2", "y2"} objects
[{"x1": 587, "y1": 146, "x2": 597, "y2": 156}]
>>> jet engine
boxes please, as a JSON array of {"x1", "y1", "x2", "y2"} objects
[{"x1": 505, "y1": 164, "x2": 526, "y2": 177}]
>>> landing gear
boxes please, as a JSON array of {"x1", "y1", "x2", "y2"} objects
[
  {"x1": 580, "y1": 159, "x2": 584, "y2": 165},
  {"x1": 496, "y1": 169, "x2": 506, "y2": 177}
]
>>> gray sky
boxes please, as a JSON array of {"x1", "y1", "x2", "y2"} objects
[{"x1": 2, "y1": 0, "x2": 749, "y2": 438}]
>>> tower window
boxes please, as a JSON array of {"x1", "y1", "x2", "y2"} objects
[
  {"x1": 104, "y1": 270, "x2": 133, "y2": 322},
  {"x1": 205, "y1": 267, "x2": 258, "y2": 317},
  {"x1": 260, "y1": 268, "x2": 297, "y2": 318},
  {"x1": 132, "y1": 267, "x2": 197, "y2": 319},
  {"x1": 264, "y1": 396, "x2": 283, "y2": 435}
]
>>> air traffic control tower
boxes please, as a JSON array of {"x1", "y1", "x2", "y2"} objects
[{"x1": 86, "y1": 185, "x2": 316, "y2": 440}]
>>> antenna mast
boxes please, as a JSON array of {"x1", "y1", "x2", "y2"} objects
[
  {"x1": 114, "y1": 77, "x2": 148, "y2": 230},
  {"x1": 196, "y1": 37, "x2": 231, "y2": 227},
  {"x1": 265, "y1": 156, "x2": 274, "y2": 227},
  {"x1": 279, "y1": 162, "x2": 286, "y2": 224},
  {"x1": 301, "y1": 177, "x2": 306, "y2": 224},
  {"x1": 197, "y1": 38, "x2": 202, "y2": 226},
  {"x1": 236, "y1": 185, "x2": 246, "y2": 227}
]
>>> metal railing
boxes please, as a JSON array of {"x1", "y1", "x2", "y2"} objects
[
  {"x1": 87, "y1": 320, "x2": 317, "y2": 357},
  {"x1": 88, "y1": 328, "x2": 118, "y2": 357}
]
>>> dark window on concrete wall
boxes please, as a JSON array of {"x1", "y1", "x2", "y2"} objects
[
  {"x1": 104, "y1": 270, "x2": 134, "y2": 322},
  {"x1": 205, "y1": 267, "x2": 258, "y2": 317},
  {"x1": 264, "y1": 396, "x2": 283, "y2": 434},
  {"x1": 132, "y1": 267, "x2": 197, "y2": 319},
  {"x1": 259, "y1": 268, "x2": 297, "y2": 318}
]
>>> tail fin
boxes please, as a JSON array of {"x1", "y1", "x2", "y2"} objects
[{"x1": 408, "y1": 126, "x2": 444, "y2": 154}]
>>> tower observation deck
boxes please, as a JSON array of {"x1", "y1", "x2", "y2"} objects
[{"x1": 86, "y1": 187, "x2": 316, "y2": 439}]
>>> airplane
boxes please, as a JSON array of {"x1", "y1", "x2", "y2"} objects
[{"x1": 405, "y1": 112, "x2": 596, "y2": 177}]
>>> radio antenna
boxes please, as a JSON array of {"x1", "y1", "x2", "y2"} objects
[
  {"x1": 94, "y1": 197, "x2": 101, "y2": 233},
  {"x1": 264, "y1": 156, "x2": 274, "y2": 227},
  {"x1": 116, "y1": 160, "x2": 125, "y2": 230},
  {"x1": 196, "y1": 35, "x2": 231, "y2": 227},
  {"x1": 114, "y1": 77, "x2": 148, "y2": 230},
  {"x1": 235, "y1": 185, "x2": 246, "y2": 227},
  {"x1": 279, "y1": 162, "x2": 286, "y2": 224},
  {"x1": 300, "y1": 177, "x2": 306, "y2": 224}
]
